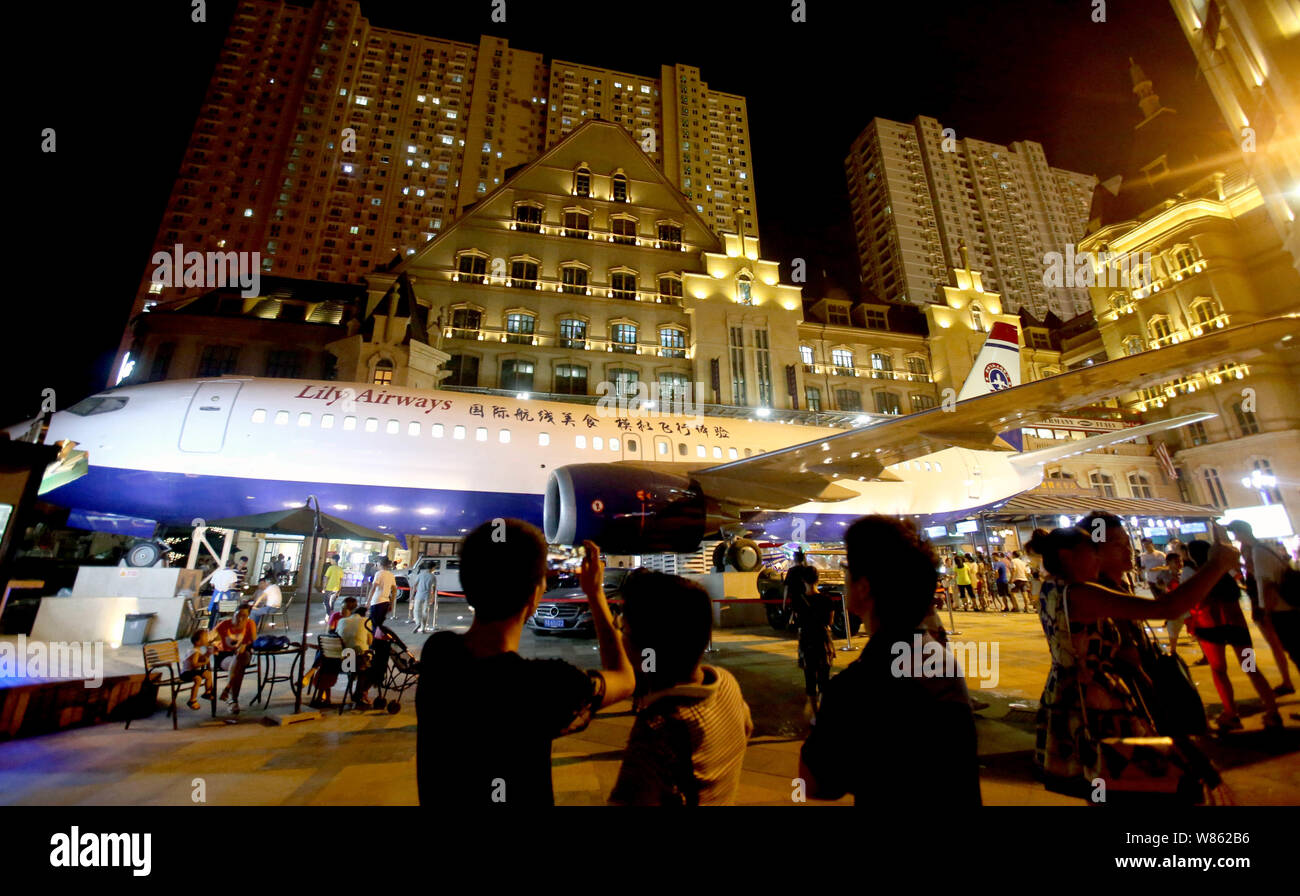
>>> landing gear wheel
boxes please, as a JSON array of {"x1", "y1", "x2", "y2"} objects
[
  {"x1": 726, "y1": 538, "x2": 761, "y2": 572},
  {"x1": 125, "y1": 541, "x2": 164, "y2": 568}
]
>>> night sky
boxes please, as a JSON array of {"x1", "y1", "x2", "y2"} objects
[{"x1": 12, "y1": 0, "x2": 1223, "y2": 426}]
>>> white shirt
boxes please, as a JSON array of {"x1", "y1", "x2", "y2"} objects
[
  {"x1": 1011, "y1": 558, "x2": 1030, "y2": 582},
  {"x1": 211, "y1": 568, "x2": 239, "y2": 593},
  {"x1": 370, "y1": 569, "x2": 397, "y2": 606},
  {"x1": 336, "y1": 614, "x2": 373, "y2": 653},
  {"x1": 1253, "y1": 543, "x2": 1296, "y2": 611},
  {"x1": 1140, "y1": 550, "x2": 1166, "y2": 582},
  {"x1": 254, "y1": 583, "x2": 282, "y2": 609}
]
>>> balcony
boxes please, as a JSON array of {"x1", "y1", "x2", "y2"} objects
[
  {"x1": 442, "y1": 325, "x2": 684, "y2": 360},
  {"x1": 800, "y1": 362, "x2": 932, "y2": 383},
  {"x1": 1189, "y1": 313, "x2": 1230, "y2": 337}
]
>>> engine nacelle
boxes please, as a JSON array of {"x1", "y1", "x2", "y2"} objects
[{"x1": 544, "y1": 464, "x2": 708, "y2": 554}]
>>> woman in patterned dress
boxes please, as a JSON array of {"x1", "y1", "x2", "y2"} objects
[{"x1": 1028, "y1": 519, "x2": 1240, "y2": 797}]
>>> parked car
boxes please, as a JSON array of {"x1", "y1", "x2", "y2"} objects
[
  {"x1": 394, "y1": 556, "x2": 462, "y2": 603},
  {"x1": 526, "y1": 568, "x2": 630, "y2": 636}
]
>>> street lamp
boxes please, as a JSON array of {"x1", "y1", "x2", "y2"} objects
[{"x1": 1241, "y1": 470, "x2": 1278, "y2": 491}]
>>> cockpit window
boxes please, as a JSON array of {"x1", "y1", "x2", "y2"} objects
[{"x1": 66, "y1": 396, "x2": 129, "y2": 416}]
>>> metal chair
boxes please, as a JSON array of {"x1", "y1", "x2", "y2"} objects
[
  {"x1": 311, "y1": 634, "x2": 358, "y2": 714},
  {"x1": 128, "y1": 640, "x2": 182, "y2": 730},
  {"x1": 263, "y1": 595, "x2": 292, "y2": 631}
]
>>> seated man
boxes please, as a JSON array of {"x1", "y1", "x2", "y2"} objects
[
  {"x1": 334, "y1": 603, "x2": 376, "y2": 705},
  {"x1": 250, "y1": 577, "x2": 282, "y2": 630},
  {"x1": 214, "y1": 602, "x2": 258, "y2": 714},
  {"x1": 609, "y1": 571, "x2": 752, "y2": 805},
  {"x1": 416, "y1": 520, "x2": 636, "y2": 807},
  {"x1": 799, "y1": 515, "x2": 982, "y2": 806}
]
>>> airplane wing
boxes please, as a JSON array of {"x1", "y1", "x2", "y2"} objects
[{"x1": 695, "y1": 315, "x2": 1299, "y2": 490}]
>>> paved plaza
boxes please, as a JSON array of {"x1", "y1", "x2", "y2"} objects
[{"x1": 2, "y1": 599, "x2": 1298, "y2": 806}]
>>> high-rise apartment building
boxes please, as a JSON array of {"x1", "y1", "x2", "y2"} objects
[
  {"x1": 845, "y1": 116, "x2": 1096, "y2": 318},
  {"x1": 124, "y1": 0, "x2": 757, "y2": 380}
]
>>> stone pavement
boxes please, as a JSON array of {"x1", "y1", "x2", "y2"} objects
[{"x1": 1, "y1": 599, "x2": 1297, "y2": 805}]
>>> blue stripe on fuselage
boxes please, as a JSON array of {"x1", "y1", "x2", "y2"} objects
[{"x1": 45, "y1": 466, "x2": 543, "y2": 538}]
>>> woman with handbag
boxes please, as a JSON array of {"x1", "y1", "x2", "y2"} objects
[
  {"x1": 1029, "y1": 518, "x2": 1240, "y2": 800},
  {"x1": 1185, "y1": 539, "x2": 1282, "y2": 732}
]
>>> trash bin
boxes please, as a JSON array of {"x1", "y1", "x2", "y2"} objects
[{"x1": 122, "y1": 612, "x2": 157, "y2": 646}]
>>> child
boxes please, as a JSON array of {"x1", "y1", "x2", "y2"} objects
[
  {"x1": 609, "y1": 570, "x2": 752, "y2": 806},
  {"x1": 181, "y1": 630, "x2": 215, "y2": 710}
]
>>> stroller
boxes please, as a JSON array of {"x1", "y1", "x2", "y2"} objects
[{"x1": 370, "y1": 624, "x2": 421, "y2": 714}]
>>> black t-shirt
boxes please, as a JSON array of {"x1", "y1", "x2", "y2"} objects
[
  {"x1": 800, "y1": 629, "x2": 982, "y2": 805},
  {"x1": 416, "y1": 631, "x2": 606, "y2": 807}
]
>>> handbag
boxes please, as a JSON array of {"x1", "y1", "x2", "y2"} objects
[{"x1": 1134, "y1": 621, "x2": 1208, "y2": 737}]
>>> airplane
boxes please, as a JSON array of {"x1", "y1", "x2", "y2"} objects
[{"x1": 9, "y1": 316, "x2": 1297, "y2": 565}]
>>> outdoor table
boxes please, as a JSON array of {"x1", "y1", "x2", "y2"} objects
[{"x1": 250, "y1": 643, "x2": 303, "y2": 709}]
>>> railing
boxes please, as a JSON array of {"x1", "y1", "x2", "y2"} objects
[
  {"x1": 1189, "y1": 313, "x2": 1230, "y2": 337},
  {"x1": 449, "y1": 271, "x2": 682, "y2": 305},
  {"x1": 504, "y1": 220, "x2": 689, "y2": 252},
  {"x1": 443, "y1": 326, "x2": 690, "y2": 359},
  {"x1": 800, "y1": 362, "x2": 932, "y2": 383}
]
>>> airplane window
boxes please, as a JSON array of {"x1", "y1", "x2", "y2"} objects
[
  {"x1": 386, "y1": 420, "x2": 400, "y2": 435},
  {"x1": 744, "y1": 448, "x2": 752, "y2": 457},
  {"x1": 627, "y1": 439, "x2": 637, "y2": 452},
  {"x1": 251, "y1": 409, "x2": 267, "y2": 423},
  {"x1": 274, "y1": 411, "x2": 289, "y2": 425},
  {"x1": 432, "y1": 423, "x2": 444, "y2": 437},
  {"x1": 321, "y1": 414, "x2": 334, "y2": 429},
  {"x1": 610, "y1": 439, "x2": 619, "y2": 451},
  {"x1": 343, "y1": 416, "x2": 357, "y2": 431},
  {"x1": 924, "y1": 462, "x2": 931, "y2": 472},
  {"x1": 713, "y1": 447, "x2": 722, "y2": 459},
  {"x1": 934, "y1": 462, "x2": 942, "y2": 472},
  {"x1": 678, "y1": 443, "x2": 687, "y2": 455},
  {"x1": 298, "y1": 413, "x2": 311, "y2": 427},
  {"x1": 576, "y1": 435, "x2": 586, "y2": 449},
  {"x1": 728, "y1": 447, "x2": 739, "y2": 459},
  {"x1": 499, "y1": 429, "x2": 510, "y2": 443},
  {"x1": 538, "y1": 432, "x2": 549, "y2": 446},
  {"x1": 593, "y1": 436, "x2": 604, "y2": 450},
  {"x1": 409, "y1": 422, "x2": 421, "y2": 436},
  {"x1": 365, "y1": 418, "x2": 378, "y2": 432},
  {"x1": 67, "y1": 396, "x2": 129, "y2": 416},
  {"x1": 657, "y1": 441, "x2": 669, "y2": 456},
  {"x1": 475, "y1": 427, "x2": 488, "y2": 441},
  {"x1": 453, "y1": 425, "x2": 466, "y2": 439},
  {"x1": 697, "y1": 445, "x2": 706, "y2": 458}
]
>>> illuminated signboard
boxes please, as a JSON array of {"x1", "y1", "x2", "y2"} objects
[
  {"x1": 924, "y1": 525, "x2": 948, "y2": 539},
  {"x1": 1179, "y1": 522, "x2": 1208, "y2": 535},
  {"x1": 955, "y1": 520, "x2": 979, "y2": 534}
]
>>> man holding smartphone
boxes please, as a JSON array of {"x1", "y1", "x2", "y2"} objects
[{"x1": 416, "y1": 519, "x2": 636, "y2": 806}]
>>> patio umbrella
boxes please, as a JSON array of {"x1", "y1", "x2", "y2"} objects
[{"x1": 206, "y1": 501, "x2": 397, "y2": 714}]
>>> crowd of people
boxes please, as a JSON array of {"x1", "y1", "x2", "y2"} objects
[{"x1": 940, "y1": 549, "x2": 1035, "y2": 613}]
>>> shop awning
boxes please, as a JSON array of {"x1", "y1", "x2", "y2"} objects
[{"x1": 988, "y1": 490, "x2": 1217, "y2": 520}]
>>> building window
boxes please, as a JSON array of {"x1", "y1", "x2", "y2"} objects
[
  {"x1": 737, "y1": 275, "x2": 752, "y2": 305},
  {"x1": 754, "y1": 328, "x2": 773, "y2": 407},
  {"x1": 513, "y1": 203, "x2": 541, "y2": 233},
  {"x1": 729, "y1": 326, "x2": 746, "y2": 405},
  {"x1": 905, "y1": 356, "x2": 929, "y2": 381},
  {"x1": 610, "y1": 271, "x2": 637, "y2": 300},
  {"x1": 835, "y1": 388, "x2": 862, "y2": 412},
  {"x1": 264, "y1": 350, "x2": 302, "y2": 379},
  {"x1": 1201, "y1": 467, "x2": 1227, "y2": 508},
  {"x1": 800, "y1": 345, "x2": 814, "y2": 366},
  {"x1": 611, "y1": 172, "x2": 628, "y2": 202},
  {"x1": 1252, "y1": 458, "x2": 1282, "y2": 504},
  {"x1": 372, "y1": 359, "x2": 395, "y2": 386},
  {"x1": 1187, "y1": 420, "x2": 1209, "y2": 446},
  {"x1": 610, "y1": 216, "x2": 637, "y2": 245},
  {"x1": 657, "y1": 222, "x2": 682, "y2": 250},
  {"x1": 563, "y1": 209, "x2": 590, "y2": 238},
  {"x1": 805, "y1": 386, "x2": 822, "y2": 412},
  {"x1": 1149, "y1": 316, "x2": 1172, "y2": 342},
  {"x1": 659, "y1": 372, "x2": 689, "y2": 406},
  {"x1": 874, "y1": 391, "x2": 901, "y2": 415},
  {"x1": 555, "y1": 364, "x2": 588, "y2": 395},
  {"x1": 1128, "y1": 472, "x2": 1153, "y2": 499},
  {"x1": 1030, "y1": 331, "x2": 1051, "y2": 349},
  {"x1": 444, "y1": 354, "x2": 479, "y2": 387},
  {"x1": 501, "y1": 360, "x2": 534, "y2": 392},
  {"x1": 1089, "y1": 472, "x2": 1117, "y2": 497},
  {"x1": 610, "y1": 367, "x2": 639, "y2": 399},
  {"x1": 148, "y1": 342, "x2": 175, "y2": 382},
  {"x1": 870, "y1": 352, "x2": 894, "y2": 379},
  {"x1": 659, "y1": 327, "x2": 686, "y2": 358},
  {"x1": 970, "y1": 303, "x2": 985, "y2": 332},
  {"x1": 832, "y1": 349, "x2": 854, "y2": 376},
  {"x1": 864, "y1": 309, "x2": 887, "y2": 329},
  {"x1": 450, "y1": 307, "x2": 482, "y2": 338},
  {"x1": 1123, "y1": 336, "x2": 1144, "y2": 356},
  {"x1": 611, "y1": 323, "x2": 638, "y2": 353},
  {"x1": 509, "y1": 258, "x2": 539, "y2": 288},
  {"x1": 1232, "y1": 401, "x2": 1260, "y2": 436},
  {"x1": 456, "y1": 252, "x2": 487, "y2": 283},
  {"x1": 559, "y1": 317, "x2": 587, "y2": 349},
  {"x1": 657, "y1": 274, "x2": 683, "y2": 304},
  {"x1": 560, "y1": 264, "x2": 588, "y2": 294},
  {"x1": 574, "y1": 165, "x2": 591, "y2": 197},
  {"x1": 197, "y1": 345, "x2": 239, "y2": 377},
  {"x1": 505, "y1": 312, "x2": 535, "y2": 344},
  {"x1": 910, "y1": 393, "x2": 935, "y2": 411},
  {"x1": 827, "y1": 304, "x2": 850, "y2": 326},
  {"x1": 1172, "y1": 244, "x2": 1196, "y2": 272}
]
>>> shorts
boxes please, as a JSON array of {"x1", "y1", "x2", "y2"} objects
[
  {"x1": 996, "y1": 581, "x2": 1010, "y2": 597},
  {"x1": 180, "y1": 667, "x2": 207, "y2": 683},
  {"x1": 1195, "y1": 625, "x2": 1252, "y2": 648}
]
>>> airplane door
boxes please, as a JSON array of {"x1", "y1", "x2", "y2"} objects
[
  {"x1": 180, "y1": 381, "x2": 243, "y2": 453},
  {"x1": 622, "y1": 430, "x2": 644, "y2": 461}
]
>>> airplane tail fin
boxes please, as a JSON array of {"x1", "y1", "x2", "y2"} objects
[
  {"x1": 1008, "y1": 412, "x2": 1216, "y2": 470},
  {"x1": 958, "y1": 322, "x2": 1022, "y2": 448}
]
